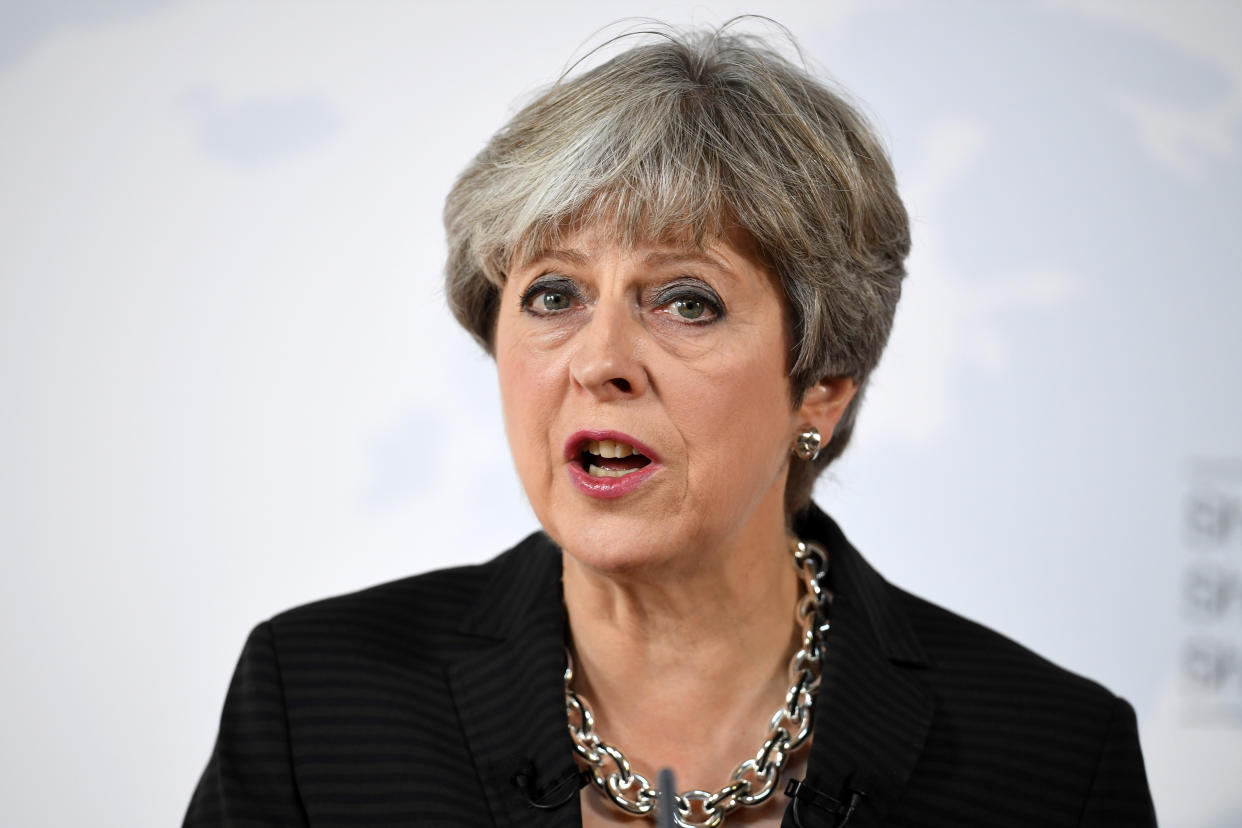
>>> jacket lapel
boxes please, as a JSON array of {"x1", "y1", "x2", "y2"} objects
[
  {"x1": 786, "y1": 506, "x2": 934, "y2": 827},
  {"x1": 447, "y1": 533, "x2": 583, "y2": 828}
]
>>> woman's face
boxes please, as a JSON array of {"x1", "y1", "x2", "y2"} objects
[{"x1": 494, "y1": 225, "x2": 809, "y2": 574}]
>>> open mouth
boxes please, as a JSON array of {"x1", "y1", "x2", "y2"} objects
[{"x1": 575, "y1": 438, "x2": 653, "y2": 479}]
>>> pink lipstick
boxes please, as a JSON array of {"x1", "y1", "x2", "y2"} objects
[{"x1": 563, "y1": 430, "x2": 662, "y2": 499}]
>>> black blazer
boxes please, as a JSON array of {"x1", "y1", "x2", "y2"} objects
[{"x1": 185, "y1": 506, "x2": 1156, "y2": 827}]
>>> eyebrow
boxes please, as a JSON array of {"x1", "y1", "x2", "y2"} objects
[
  {"x1": 520, "y1": 247, "x2": 590, "y2": 267},
  {"x1": 642, "y1": 250, "x2": 732, "y2": 273},
  {"x1": 519, "y1": 246, "x2": 737, "y2": 280}
]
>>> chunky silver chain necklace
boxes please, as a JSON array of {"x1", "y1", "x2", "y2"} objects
[{"x1": 564, "y1": 536, "x2": 831, "y2": 828}]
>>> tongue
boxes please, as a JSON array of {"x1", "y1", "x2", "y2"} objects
[{"x1": 591, "y1": 454, "x2": 648, "y2": 471}]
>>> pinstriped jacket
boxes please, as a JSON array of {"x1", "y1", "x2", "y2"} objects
[{"x1": 184, "y1": 505, "x2": 1157, "y2": 827}]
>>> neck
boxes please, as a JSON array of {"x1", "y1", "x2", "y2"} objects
[{"x1": 561, "y1": 518, "x2": 802, "y2": 789}]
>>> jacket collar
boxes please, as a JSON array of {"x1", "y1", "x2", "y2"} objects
[
  {"x1": 449, "y1": 508, "x2": 934, "y2": 827},
  {"x1": 784, "y1": 504, "x2": 934, "y2": 827},
  {"x1": 448, "y1": 532, "x2": 580, "y2": 827},
  {"x1": 799, "y1": 504, "x2": 930, "y2": 668}
]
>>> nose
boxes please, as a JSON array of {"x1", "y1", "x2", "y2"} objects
[{"x1": 568, "y1": 301, "x2": 649, "y2": 401}]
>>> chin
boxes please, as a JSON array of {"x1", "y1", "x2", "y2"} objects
[{"x1": 551, "y1": 520, "x2": 688, "y2": 579}]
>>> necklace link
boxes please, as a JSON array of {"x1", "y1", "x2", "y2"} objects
[{"x1": 564, "y1": 535, "x2": 831, "y2": 827}]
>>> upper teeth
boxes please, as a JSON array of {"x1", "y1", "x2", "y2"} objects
[{"x1": 587, "y1": 439, "x2": 641, "y2": 458}]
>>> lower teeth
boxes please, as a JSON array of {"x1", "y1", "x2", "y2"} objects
[{"x1": 588, "y1": 464, "x2": 638, "y2": 479}]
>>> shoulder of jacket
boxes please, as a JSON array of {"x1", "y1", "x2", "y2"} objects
[
  {"x1": 894, "y1": 585, "x2": 1119, "y2": 711},
  {"x1": 264, "y1": 530, "x2": 555, "y2": 651}
]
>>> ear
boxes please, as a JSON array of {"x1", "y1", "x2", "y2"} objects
[{"x1": 795, "y1": 376, "x2": 858, "y2": 445}]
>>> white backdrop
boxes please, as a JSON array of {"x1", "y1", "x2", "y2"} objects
[{"x1": 2, "y1": 1, "x2": 1240, "y2": 825}]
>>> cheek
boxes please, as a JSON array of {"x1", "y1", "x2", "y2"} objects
[
  {"x1": 679, "y1": 345, "x2": 794, "y2": 473},
  {"x1": 495, "y1": 337, "x2": 564, "y2": 479}
]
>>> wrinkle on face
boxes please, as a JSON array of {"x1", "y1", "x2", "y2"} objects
[{"x1": 494, "y1": 223, "x2": 799, "y2": 580}]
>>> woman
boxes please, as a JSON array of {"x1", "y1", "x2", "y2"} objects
[{"x1": 185, "y1": 24, "x2": 1156, "y2": 828}]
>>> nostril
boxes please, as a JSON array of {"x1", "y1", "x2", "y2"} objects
[{"x1": 609, "y1": 378, "x2": 632, "y2": 393}]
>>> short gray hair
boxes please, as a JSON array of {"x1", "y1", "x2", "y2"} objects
[{"x1": 444, "y1": 23, "x2": 910, "y2": 514}]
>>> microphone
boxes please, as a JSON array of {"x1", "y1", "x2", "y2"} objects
[
  {"x1": 656, "y1": 767, "x2": 676, "y2": 828},
  {"x1": 512, "y1": 761, "x2": 585, "y2": 810},
  {"x1": 785, "y1": 778, "x2": 867, "y2": 827}
]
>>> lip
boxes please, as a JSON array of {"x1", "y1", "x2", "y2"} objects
[{"x1": 563, "y1": 429, "x2": 663, "y2": 500}]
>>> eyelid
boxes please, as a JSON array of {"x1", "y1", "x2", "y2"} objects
[
  {"x1": 651, "y1": 279, "x2": 725, "y2": 318},
  {"x1": 519, "y1": 274, "x2": 581, "y2": 311},
  {"x1": 651, "y1": 277, "x2": 720, "y2": 300}
]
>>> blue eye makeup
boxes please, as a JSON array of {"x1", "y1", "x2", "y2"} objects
[
  {"x1": 517, "y1": 274, "x2": 725, "y2": 325},
  {"x1": 519, "y1": 275, "x2": 581, "y2": 315},
  {"x1": 652, "y1": 280, "x2": 725, "y2": 324}
]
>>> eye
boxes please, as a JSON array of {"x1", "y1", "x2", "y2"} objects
[
  {"x1": 519, "y1": 276, "x2": 581, "y2": 316},
  {"x1": 538, "y1": 290, "x2": 572, "y2": 312},
  {"x1": 671, "y1": 297, "x2": 707, "y2": 320},
  {"x1": 654, "y1": 285, "x2": 723, "y2": 325}
]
